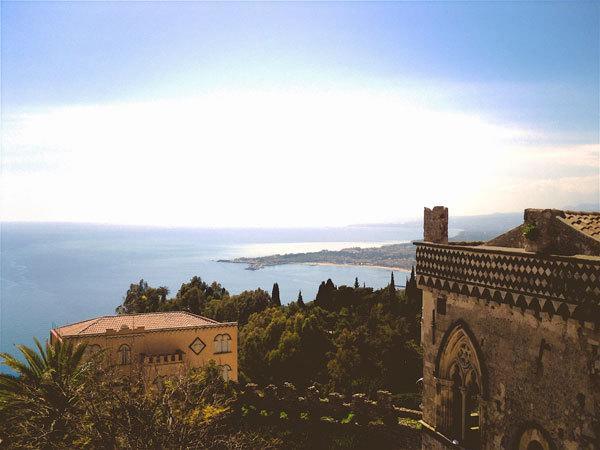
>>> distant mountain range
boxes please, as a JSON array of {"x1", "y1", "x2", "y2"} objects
[
  {"x1": 356, "y1": 212, "x2": 523, "y2": 241},
  {"x1": 226, "y1": 204, "x2": 598, "y2": 271},
  {"x1": 363, "y1": 203, "x2": 598, "y2": 241}
]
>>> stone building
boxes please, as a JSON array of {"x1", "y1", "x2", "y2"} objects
[
  {"x1": 51, "y1": 311, "x2": 238, "y2": 382},
  {"x1": 416, "y1": 206, "x2": 599, "y2": 450}
]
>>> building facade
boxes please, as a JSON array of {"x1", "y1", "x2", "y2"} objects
[
  {"x1": 51, "y1": 311, "x2": 238, "y2": 382},
  {"x1": 417, "y1": 206, "x2": 599, "y2": 450}
]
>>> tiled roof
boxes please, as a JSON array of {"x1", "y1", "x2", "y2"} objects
[
  {"x1": 55, "y1": 312, "x2": 224, "y2": 337},
  {"x1": 563, "y1": 211, "x2": 600, "y2": 241}
]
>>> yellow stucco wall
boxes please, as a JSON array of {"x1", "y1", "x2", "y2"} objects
[{"x1": 53, "y1": 324, "x2": 238, "y2": 382}]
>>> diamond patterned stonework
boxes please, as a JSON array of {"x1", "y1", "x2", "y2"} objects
[
  {"x1": 415, "y1": 242, "x2": 600, "y2": 322},
  {"x1": 189, "y1": 337, "x2": 206, "y2": 355}
]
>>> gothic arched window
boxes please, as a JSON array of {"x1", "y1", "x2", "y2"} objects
[{"x1": 435, "y1": 323, "x2": 483, "y2": 449}]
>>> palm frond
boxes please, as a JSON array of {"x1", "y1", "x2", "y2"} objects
[
  {"x1": 0, "y1": 351, "x2": 39, "y2": 381},
  {"x1": 17, "y1": 344, "x2": 48, "y2": 380}
]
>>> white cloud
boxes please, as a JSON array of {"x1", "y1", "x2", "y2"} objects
[{"x1": 1, "y1": 89, "x2": 597, "y2": 226}]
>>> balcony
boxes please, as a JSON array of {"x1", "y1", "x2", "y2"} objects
[{"x1": 141, "y1": 351, "x2": 184, "y2": 365}]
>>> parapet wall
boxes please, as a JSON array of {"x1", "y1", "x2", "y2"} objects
[
  {"x1": 415, "y1": 242, "x2": 600, "y2": 322},
  {"x1": 237, "y1": 382, "x2": 421, "y2": 425}
]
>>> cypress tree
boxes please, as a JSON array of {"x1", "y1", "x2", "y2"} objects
[
  {"x1": 354, "y1": 277, "x2": 360, "y2": 289},
  {"x1": 406, "y1": 266, "x2": 421, "y2": 305},
  {"x1": 297, "y1": 290, "x2": 305, "y2": 308},
  {"x1": 315, "y1": 281, "x2": 326, "y2": 306},
  {"x1": 389, "y1": 271, "x2": 396, "y2": 298},
  {"x1": 271, "y1": 283, "x2": 281, "y2": 306},
  {"x1": 316, "y1": 279, "x2": 336, "y2": 309}
]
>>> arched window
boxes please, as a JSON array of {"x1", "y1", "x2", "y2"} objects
[
  {"x1": 527, "y1": 442, "x2": 544, "y2": 450},
  {"x1": 214, "y1": 334, "x2": 232, "y2": 354},
  {"x1": 85, "y1": 344, "x2": 101, "y2": 357},
  {"x1": 435, "y1": 323, "x2": 483, "y2": 449},
  {"x1": 118, "y1": 344, "x2": 131, "y2": 365},
  {"x1": 516, "y1": 425, "x2": 554, "y2": 450},
  {"x1": 219, "y1": 364, "x2": 232, "y2": 381}
]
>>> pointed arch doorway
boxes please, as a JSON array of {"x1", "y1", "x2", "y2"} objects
[{"x1": 435, "y1": 321, "x2": 485, "y2": 449}]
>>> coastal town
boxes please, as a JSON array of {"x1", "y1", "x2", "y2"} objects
[{"x1": 219, "y1": 243, "x2": 417, "y2": 271}]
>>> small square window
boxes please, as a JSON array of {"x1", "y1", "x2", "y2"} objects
[{"x1": 436, "y1": 297, "x2": 447, "y2": 315}]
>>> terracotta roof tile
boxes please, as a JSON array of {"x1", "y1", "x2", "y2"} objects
[
  {"x1": 55, "y1": 312, "x2": 224, "y2": 337},
  {"x1": 563, "y1": 211, "x2": 600, "y2": 241}
]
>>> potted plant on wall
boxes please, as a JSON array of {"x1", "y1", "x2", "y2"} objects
[{"x1": 522, "y1": 221, "x2": 539, "y2": 252}]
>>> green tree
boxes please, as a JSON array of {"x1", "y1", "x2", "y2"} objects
[
  {"x1": 271, "y1": 283, "x2": 281, "y2": 307},
  {"x1": 79, "y1": 363, "x2": 239, "y2": 449},
  {"x1": 389, "y1": 272, "x2": 396, "y2": 298},
  {"x1": 315, "y1": 279, "x2": 336, "y2": 309},
  {"x1": 204, "y1": 289, "x2": 270, "y2": 325},
  {"x1": 177, "y1": 276, "x2": 211, "y2": 312},
  {"x1": 0, "y1": 338, "x2": 92, "y2": 448},
  {"x1": 116, "y1": 280, "x2": 170, "y2": 314},
  {"x1": 405, "y1": 266, "x2": 421, "y2": 308},
  {"x1": 354, "y1": 277, "x2": 360, "y2": 289},
  {"x1": 239, "y1": 307, "x2": 332, "y2": 387},
  {"x1": 297, "y1": 290, "x2": 305, "y2": 308}
]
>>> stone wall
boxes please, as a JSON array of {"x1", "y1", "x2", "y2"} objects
[
  {"x1": 420, "y1": 288, "x2": 599, "y2": 450},
  {"x1": 234, "y1": 382, "x2": 423, "y2": 448},
  {"x1": 238, "y1": 382, "x2": 422, "y2": 426}
]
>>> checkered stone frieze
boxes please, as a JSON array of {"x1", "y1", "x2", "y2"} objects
[{"x1": 415, "y1": 243, "x2": 600, "y2": 321}]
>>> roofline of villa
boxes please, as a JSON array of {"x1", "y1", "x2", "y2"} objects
[{"x1": 54, "y1": 321, "x2": 238, "y2": 339}]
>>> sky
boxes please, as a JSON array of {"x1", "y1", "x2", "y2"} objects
[{"x1": 2, "y1": 1, "x2": 599, "y2": 227}]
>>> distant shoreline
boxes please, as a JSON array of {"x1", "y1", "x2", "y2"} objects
[
  {"x1": 303, "y1": 262, "x2": 411, "y2": 272},
  {"x1": 219, "y1": 242, "x2": 417, "y2": 271}
]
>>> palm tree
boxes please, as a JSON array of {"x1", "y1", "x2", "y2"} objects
[{"x1": 0, "y1": 338, "x2": 91, "y2": 447}]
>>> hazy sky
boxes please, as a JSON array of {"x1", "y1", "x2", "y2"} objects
[{"x1": 2, "y1": 2, "x2": 598, "y2": 227}]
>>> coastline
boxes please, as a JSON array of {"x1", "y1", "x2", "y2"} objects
[{"x1": 302, "y1": 262, "x2": 411, "y2": 272}]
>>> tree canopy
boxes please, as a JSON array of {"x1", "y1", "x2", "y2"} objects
[{"x1": 112, "y1": 274, "x2": 422, "y2": 398}]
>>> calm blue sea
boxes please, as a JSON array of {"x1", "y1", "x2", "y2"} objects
[{"x1": 0, "y1": 222, "x2": 420, "y2": 362}]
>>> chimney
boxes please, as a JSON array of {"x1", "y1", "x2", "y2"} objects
[
  {"x1": 424, "y1": 206, "x2": 448, "y2": 244},
  {"x1": 523, "y1": 208, "x2": 564, "y2": 253}
]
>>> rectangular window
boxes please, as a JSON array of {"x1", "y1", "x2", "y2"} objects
[{"x1": 437, "y1": 297, "x2": 447, "y2": 315}]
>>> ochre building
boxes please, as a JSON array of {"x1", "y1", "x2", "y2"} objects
[
  {"x1": 51, "y1": 311, "x2": 238, "y2": 382},
  {"x1": 417, "y1": 207, "x2": 599, "y2": 450}
]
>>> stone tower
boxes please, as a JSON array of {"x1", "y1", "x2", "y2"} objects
[{"x1": 424, "y1": 206, "x2": 449, "y2": 244}]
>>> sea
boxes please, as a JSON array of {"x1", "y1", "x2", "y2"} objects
[{"x1": 0, "y1": 222, "x2": 421, "y2": 363}]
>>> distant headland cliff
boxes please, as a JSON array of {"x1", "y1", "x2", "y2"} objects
[{"x1": 218, "y1": 243, "x2": 416, "y2": 271}]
